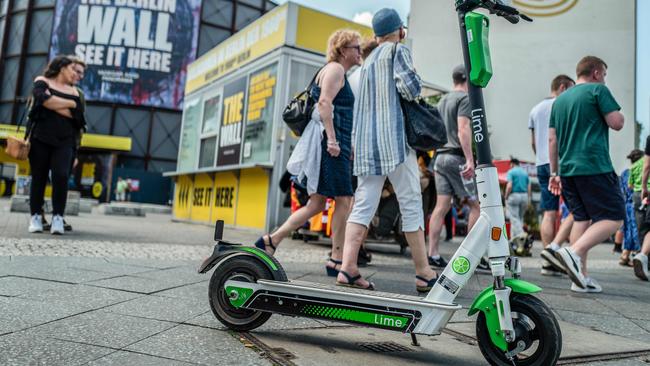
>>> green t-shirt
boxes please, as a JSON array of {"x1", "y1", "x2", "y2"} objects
[
  {"x1": 506, "y1": 166, "x2": 530, "y2": 193},
  {"x1": 116, "y1": 180, "x2": 128, "y2": 194},
  {"x1": 628, "y1": 158, "x2": 650, "y2": 192},
  {"x1": 549, "y1": 83, "x2": 620, "y2": 176}
]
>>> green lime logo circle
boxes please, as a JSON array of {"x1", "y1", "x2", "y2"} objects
[{"x1": 452, "y1": 257, "x2": 471, "y2": 275}]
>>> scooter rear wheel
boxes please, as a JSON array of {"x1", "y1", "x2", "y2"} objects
[
  {"x1": 208, "y1": 256, "x2": 273, "y2": 331},
  {"x1": 476, "y1": 294, "x2": 562, "y2": 366}
]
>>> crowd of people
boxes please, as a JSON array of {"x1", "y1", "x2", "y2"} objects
[
  {"x1": 528, "y1": 56, "x2": 650, "y2": 292},
  {"x1": 256, "y1": 8, "x2": 436, "y2": 292},
  {"x1": 253, "y1": 7, "x2": 650, "y2": 293},
  {"x1": 24, "y1": 7, "x2": 647, "y2": 292}
]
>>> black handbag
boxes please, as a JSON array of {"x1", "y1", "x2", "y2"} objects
[
  {"x1": 392, "y1": 44, "x2": 447, "y2": 151},
  {"x1": 282, "y1": 67, "x2": 323, "y2": 137}
]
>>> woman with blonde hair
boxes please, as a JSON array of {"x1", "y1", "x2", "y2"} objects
[{"x1": 255, "y1": 29, "x2": 362, "y2": 276}]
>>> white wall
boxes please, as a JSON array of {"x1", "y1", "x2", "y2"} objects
[{"x1": 409, "y1": 0, "x2": 635, "y2": 171}]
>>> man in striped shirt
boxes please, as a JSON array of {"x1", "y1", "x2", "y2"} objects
[{"x1": 337, "y1": 8, "x2": 437, "y2": 292}]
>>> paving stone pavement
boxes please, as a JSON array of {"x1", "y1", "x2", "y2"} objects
[{"x1": 1, "y1": 198, "x2": 650, "y2": 365}]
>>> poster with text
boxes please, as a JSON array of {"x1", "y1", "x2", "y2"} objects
[
  {"x1": 241, "y1": 63, "x2": 277, "y2": 165},
  {"x1": 217, "y1": 77, "x2": 248, "y2": 167},
  {"x1": 49, "y1": 0, "x2": 202, "y2": 110},
  {"x1": 177, "y1": 97, "x2": 201, "y2": 172}
]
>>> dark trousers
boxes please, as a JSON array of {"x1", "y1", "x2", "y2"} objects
[{"x1": 29, "y1": 139, "x2": 74, "y2": 216}]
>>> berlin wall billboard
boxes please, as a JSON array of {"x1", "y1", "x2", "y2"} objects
[{"x1": 50, "y1": 0, "x2": 202, "y2": 110}]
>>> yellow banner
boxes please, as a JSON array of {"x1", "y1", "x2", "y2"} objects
[
  {"x1": 190, "y1": 173, "x2": 214, "y2": 222},
  {"x1": 185, "y1": 5, "x2": 288, "y2": 94},
  {"x1": 0, "y1": 124, "x2": 131, "y2": 152},
  {"x1": 295, "y1": 6, "x2": 373, "y2": 55},
  {"x1": 235, "y1": 167, "x2": 268, "y2": 229},
  {"x1": 212, "y1": 171, "x2": 239, "y2": 225},
  {"x1": 173, "y1": 175, "x2": 193, "y2": 220}
]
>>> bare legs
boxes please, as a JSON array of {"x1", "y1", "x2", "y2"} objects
[
  {"x1": 553, "y1": 214, "x2": 574, "y2": 246},
  {"x1": 328, "y1": 196, "x2": 352, "y2": 264},
  {"x1": 541, "y1": 210, "x2": 574, "y2": 248},
  {"x1": 569, "y1": 219, "x2": 622, "y2": 277},
  {"x1": 405, "y1": 230, "x2": 438, "y2": 287},
  {"x1": 337, "y1": 223, "x2": 436, "y2": 288},
  {"x1": 266, "y1": 194, "x2": 327, "y2": 252},
  {"x1": 540, "y1": 210, "x2": 557, "y2": 246},
  {"x1": 427, "y1": 195, "x2": 452, "y2": 257},
  {"x1": 264, "y1": 194, "x2": 351, "y2": 271},
  {"x1": 338, "y1": 222, "x2": 367, "y2": 284},
  {"x1": 428, "y1": 195, "x2": 479, "y2": 257}
]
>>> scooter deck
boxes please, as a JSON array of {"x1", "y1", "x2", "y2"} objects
[
  {"x1": 227, "y1": 279, "x2": 462, "y2": 334},
  {"x1": 263, "y1": 279, "x2": 458, "y2": 306}
]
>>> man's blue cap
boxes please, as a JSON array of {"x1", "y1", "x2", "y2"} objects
[{"x1": 372, "y1": 8, "x2": 405, "y2": 37}]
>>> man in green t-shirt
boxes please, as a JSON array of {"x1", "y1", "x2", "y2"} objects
[{"x1": 549, "y1": 56, "x2": 625, "y2": 293}]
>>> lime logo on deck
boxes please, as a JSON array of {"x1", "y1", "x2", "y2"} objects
[
  {"x1": 452, "y1": 256, "x2": 471, "y2": 275},
  {"x1": 513, "y1": 0, "x2": 579, "y2": 17},
  {"x1": 302, "y1": 305, "x2": 409, "y2": 330}
]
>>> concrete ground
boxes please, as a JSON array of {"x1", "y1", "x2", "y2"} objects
[{"x1": 1, "y1": 198, "x2": 650, "y2": 365}]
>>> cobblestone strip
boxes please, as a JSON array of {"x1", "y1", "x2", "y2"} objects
[{"x1": 0, "y1": 237, "x2": 212, "y2": 260}]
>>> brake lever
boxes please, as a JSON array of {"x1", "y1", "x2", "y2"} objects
[
  {"x1": 489, "y1": 1, "x2": 533, "y2": 24},
  {"x1": 492, "y1": 2, "x2": 519, "y2": 15},
  {"x1": 500, "y1": 12, "x2": 520, "y2": 24}
]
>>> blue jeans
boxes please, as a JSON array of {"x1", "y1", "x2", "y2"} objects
[{"x1": 537, "y1": 164, "x2": 559, "y2": 211}]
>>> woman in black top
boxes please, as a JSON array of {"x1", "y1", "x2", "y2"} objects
[{"x1": 27, "y1": 55, "x2": 86, "y2": 235}]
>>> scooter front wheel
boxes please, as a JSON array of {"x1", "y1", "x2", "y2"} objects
[
  {"x1": 208, "y1": 256, "x2": 272, "y2": 331},
  {"x1": 476, "y1": 294, "x2": 562, "y2": 366}
]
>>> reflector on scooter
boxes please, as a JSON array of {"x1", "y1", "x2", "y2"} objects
[{"x1": 491, "y1": 227, "x2": 502, "y2": 241}]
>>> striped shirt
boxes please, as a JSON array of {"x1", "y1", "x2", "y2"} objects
[{"x1": 353, "y1": 42, "x2": 422, "y2": 176}]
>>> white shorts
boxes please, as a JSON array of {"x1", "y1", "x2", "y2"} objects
[{"x1": 348, "y1": 151, "x2": 424, "y2": 232}]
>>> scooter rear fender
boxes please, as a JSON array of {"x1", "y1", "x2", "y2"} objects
[{"x1": 197, "y1": 243, "x2": 287, "y2": 281}]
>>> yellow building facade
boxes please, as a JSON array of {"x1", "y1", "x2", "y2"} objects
[{"x1": 167, "y1": 3, "x2": 372, "y2": 230}]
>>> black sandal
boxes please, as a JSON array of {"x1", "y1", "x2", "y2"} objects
[
  {"x1": 415, "y1": 275, "x2": 438, "y2": 293},
  {"x1": 254, "y1": 234, "x2": 276, "y2": 254},
  {"x1": 326, "y1": 258, "x2": 342, "y2": 277},
  {"x1": 336, "y1": 270, "x2": 375, "y2": 290}
]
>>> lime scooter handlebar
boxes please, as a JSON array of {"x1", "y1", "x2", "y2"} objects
[
  {"x1": 457, "y1": 0, "x2": 533, "y2": 24},
  {"x1": 485, "y1": 0, "x2": 533, "y2": 24}
]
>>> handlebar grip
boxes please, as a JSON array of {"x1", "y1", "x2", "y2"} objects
[
  {"x1": 502, "y1": 13, "x2": 520, "y2": 24},
  {"x1": 493, "y1": 2, "x2": 519, "y2": 15}
]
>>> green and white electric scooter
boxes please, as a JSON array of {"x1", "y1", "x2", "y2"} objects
[{"x1": 198, "y1": 1, "x2": 562, "y2": 364}]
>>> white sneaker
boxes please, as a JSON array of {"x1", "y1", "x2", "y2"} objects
[
  {"x1": 556, "y1": 247, "x2": 587, "y2": 289},
  {"x1": 28, "y1": 214, "x2": 43, "y2": 233},
  {"x1": 50, "y1": 215, "x2": 64, "y2": 235},
  {"x1": 570, "y1": 277, "x2": 602, "y2": 293},
  {"x1": 632, "y1": 253, "x2": 649, "y2": 281}
]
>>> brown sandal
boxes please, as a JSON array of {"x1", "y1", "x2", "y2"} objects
[{"x1": 619, "y1": 255, "x2": 633, "y2": 267}]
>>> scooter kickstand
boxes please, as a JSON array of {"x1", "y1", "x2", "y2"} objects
[{"x1": 410, "y1": 333, "x2": 420, "y2": 347}]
